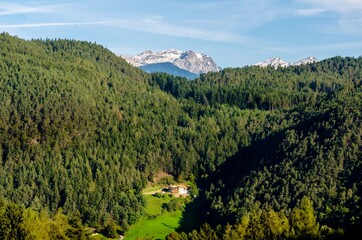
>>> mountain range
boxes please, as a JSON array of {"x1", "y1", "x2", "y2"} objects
[
  {"x1": 124, "y1": 50, "x2": 318, "y2": 79},
  {"x1": 255, "y1": 56, "x2": 318, "y2": 68},
  {"x1": 122, "y1": 49, "x2": 221, "y2": 79}
]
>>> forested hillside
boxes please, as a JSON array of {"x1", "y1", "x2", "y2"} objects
[
  {"x1": 158, "y1": 58, "x2": 362, "y2": 239},
  {"x1": 0, "y1": 33, "x2": 361, "y2": 239},
  {"x1": 149, "y1": 56, "x2": 362, "y2": 111},
  {"x1": 189, "y1": 87, "x2": 362, "y2": 239},
  {"x1": 0, "y1": 33, "x2": 284, "y2": 236}
]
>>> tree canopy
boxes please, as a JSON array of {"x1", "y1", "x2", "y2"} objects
[{"x1": 0, "y1": 33, "x2": 361, "y2": 239}]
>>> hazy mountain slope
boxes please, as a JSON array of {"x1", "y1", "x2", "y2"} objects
[{"x1": 140, "y1": 62, "x2": 198, "y2": 80}]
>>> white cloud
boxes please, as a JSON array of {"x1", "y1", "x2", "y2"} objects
[
  {"x1": 0, "y1": 21, "x2": 116, "y2": 29},
  {"x1": 274, "y1": 41, "x2": 362, "y2": 53},
  {"x1": 297, "y1": 0, "x2": 362, "y2": 13},
  {"x1": 0, "y1": 1, "x2": 281, "y2": 49},
  {"x1": 336, "y1": 16, "x2": 362, "y2": 34},
  {"x1": 192, "y1": 0, "x2": 283, "y2": 30},
  {"x1": 296, "y1": 0, "x2": 362, "y2": 35},
  {"x1": 194, "y1": 1, "x2": 239, "y2": 8},
  {"x1": 0, "y1": 2, "x2": 68, "y2": 15},
  {"x1": 294, "y1": 8, "x2": 328, "y2": 16},
  {"x1": 307, "y1": 41, "x2": 362, "y2": 51},
  {"x1": 0, "y1": 17, "x2": 255, "y2": 46},
  {"x1": 103, "y1": 17, "x2": 257, "y2": 46}
]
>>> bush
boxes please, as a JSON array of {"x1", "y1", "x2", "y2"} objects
[
  {"x1": 162, "y1": 199, "x2": 184, "y2": 212},
  {"x1": 101, "y1": 221, "x2": 118, "y2": 238},
  {"x1": 159, "y1": 176, "x2": 176, "y2": 185},
  {"x1": 153, "y1": 192, "x2": 162, "y2": 198}
]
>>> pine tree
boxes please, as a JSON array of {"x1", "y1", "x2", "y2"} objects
[
  {"x1": 0, "y1": 202, "x2": 27, "y2": 240},
  {"x1": 291, "y1": 196, "x2": 319, "y2": 239}
]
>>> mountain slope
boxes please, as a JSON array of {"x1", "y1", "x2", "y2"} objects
[
  {"x1": 0, "y1": 33, "x2": 152, "y2": 229},
  {"x1": 140, "y1": 62, "x2": 198, "y2": 80},
  {"x1": 201, "y1": 90, "x2": 362, "y2": 230},
  {"x1": 148, "y1": 56, "x2": 362, "y2": 239},
  {"x1": 123, "y1": 49, "x2": 221, "y2": 74},
  {"x1": 0, "y1": 33, "x2": 274, "y2": 232},
  {"x1": 149, "y1": 57, "x2": 357, "y2": 112},
  {"x1": 1, "y1": 33, "x2": 362, "y2": 239}
]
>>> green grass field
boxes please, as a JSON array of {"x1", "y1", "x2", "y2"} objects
[
  {"x1": 125, "y1": 210, "x2": 182, "y2": 240},
  {"x1": 124, "y1": 194, "x2": 182, "y2": 240},
  {"x1": 142, "y1": 185, "x2": 165, "y2": 194}
]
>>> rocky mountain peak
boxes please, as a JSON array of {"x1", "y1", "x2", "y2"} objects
[
  {"x1": 293, "y1": 56, "x2": 318, "y2": 66},
  {"x1": 255, "y1": 56, "x2": 318, "y2": 69},
  {"x1": 122, "y1": 49, "x2": 221, "y2": 74},
  {"x1": 255, "y1": 57, "x2": 290, "y2": 68}
]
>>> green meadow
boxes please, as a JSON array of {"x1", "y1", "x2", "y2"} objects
[{"x1": 125, "y1": 193, "x2": 183, "y2": 240}]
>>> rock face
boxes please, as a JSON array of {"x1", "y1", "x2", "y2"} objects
[
  {"x1": 255, "y1": 57, "x2": 318, "y2": 68},
  {"x1": 122, "y1": 49, "x2": 221, "y2": 74}
]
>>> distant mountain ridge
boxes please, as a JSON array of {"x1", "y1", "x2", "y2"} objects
[
  {"x1": 255, "y1": 56, "x2": 318, "y2": 68},
  {"x1": 122, "y1": 49, "x2": 221, "y2": 78},
  {"x1": 140, "y1": 62, "x2": 198, "y2": 80}
]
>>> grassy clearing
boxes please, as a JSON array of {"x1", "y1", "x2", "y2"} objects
[
  {"x1": 124, "y1": 194, "x2": 182, "y2": 240},
  {"x1": 144, "y1": 194, "x2": 170, "y2": 216},
  {"x1": 142, "y1": 185, "x2": 166, "y2": 195},
  {"x1": 125, "y1": 181, "x2": 200, "y2": 240},
  {"x1": 125, "y1": 210, "x2": 182, "y2": 240}
]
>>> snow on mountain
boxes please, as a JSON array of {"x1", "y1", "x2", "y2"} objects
[
  {"x1": 122, "y1": 49, "x2": 221, "y2": 74},
  {"x1": 292, "y1": 57, "x2": 318, "y2": 66},
  {"x1": 255, "y1": 57, "x2": 318, "y2": 69},
  {"x1": 255, "y1": 57, "x2": 290, "y2": 68}
]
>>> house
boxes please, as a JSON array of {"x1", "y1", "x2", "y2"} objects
[
  {"x1": 178, "y1": 187, "x2": 188, "y2": 195},
  {"x1": 162, "y1": 185, "x2": 190, "y2": 196}
]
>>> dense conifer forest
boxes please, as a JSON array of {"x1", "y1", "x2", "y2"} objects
[{"x1": 0, "y1": 33, "x2": 361, "y2": 239}]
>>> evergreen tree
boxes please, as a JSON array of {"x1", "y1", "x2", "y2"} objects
[{"x1": 291, "y1": 196, "x2": 319, "y2": 239}]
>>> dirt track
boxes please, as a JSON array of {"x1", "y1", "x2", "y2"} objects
[{"x1": 143, "y1": 189, "x2": 162, "y2": 195}]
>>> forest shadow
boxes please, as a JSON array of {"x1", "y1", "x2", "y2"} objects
[
  {"x1": 176, "y1": 110, "x2": 328, "y2": 231},
  {"x1": 205, "y1": 130, "x2": 284, "y2": 192},
  {"x1": 203, "y1": 110, "x2": 328, "y2": 197},
  {"x1": 176, "y1": 197, "x2": 202, "y2": 233}
]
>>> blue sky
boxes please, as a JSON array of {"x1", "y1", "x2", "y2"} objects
[{"x1": 1, "y1": 0, "x2": 362, "y2": 68}]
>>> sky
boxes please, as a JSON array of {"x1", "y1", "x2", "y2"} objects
[{"x1": 1, "y1": 0, "x2": 362, "y2": 68}]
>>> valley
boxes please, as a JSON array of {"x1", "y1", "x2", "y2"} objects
[
  {"x1": 0, "y1": 33, "x2": 361, "y2": 239},
  {"x1": 126, "y1": 186, "x2": 196, "y2": 240}
]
